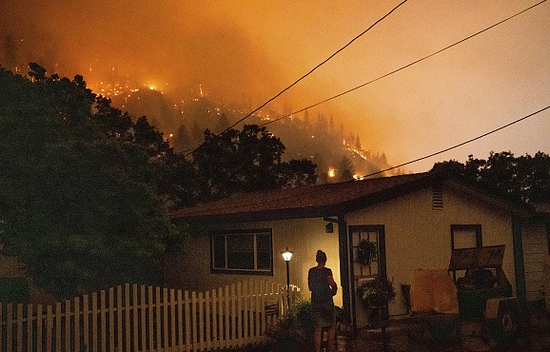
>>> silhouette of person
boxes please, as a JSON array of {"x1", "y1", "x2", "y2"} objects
[{"x1": 308, "y1": 250, "x2": 338, "y2": 352}]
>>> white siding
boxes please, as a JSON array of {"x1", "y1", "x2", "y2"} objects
[
  {"x1": 166, "y1": 218, "x2": 343, "y2": 307},
  {"x1": 346, "y1": 185, "x2": 516, "y2": 316},
  {"x1": 522, "y1": 221, "x2": 549, "y2": 302}
]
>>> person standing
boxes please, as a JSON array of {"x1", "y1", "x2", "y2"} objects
[{"x1": 308, "y1": 250, "x2": 338, "y2": 352}]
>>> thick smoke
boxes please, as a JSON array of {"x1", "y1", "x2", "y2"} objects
[{"x1": 0, "y1": 0, "x2": 285, "y2": 105}]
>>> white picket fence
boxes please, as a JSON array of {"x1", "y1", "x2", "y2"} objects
[{"x1": 0, "y1": 280, "x2": 300, "y2": 352}]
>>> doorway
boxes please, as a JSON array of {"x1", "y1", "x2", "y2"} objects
[{"x1": 349, "y1": 225, "x2": 386, "y2": 328}]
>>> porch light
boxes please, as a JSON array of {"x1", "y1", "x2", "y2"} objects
[
  {"x1": 282, "y1": 248, "x2": 293, "y2": 262},
  {"x1": 282, "y1": 248, "x2": 293, "y2": 310}
]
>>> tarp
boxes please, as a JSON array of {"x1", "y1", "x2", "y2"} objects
[{"x1": 410, "y1": 268, "x2": 459, "y2": 314}]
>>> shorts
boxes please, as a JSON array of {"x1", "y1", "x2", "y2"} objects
[{"x1": 311, "y1": 300, "x2": 335, "y2": 328}]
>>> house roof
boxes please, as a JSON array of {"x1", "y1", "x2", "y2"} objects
[{"x1": 170, "y1": 171, "x2": 534, "y2": 224}]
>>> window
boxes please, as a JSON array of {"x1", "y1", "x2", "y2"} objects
[
  {"x1": 451, "y1": 225, "x2": 482, "y2": 250},
  {"x1": 211, "y1": 229, "x2": 273, "y2": 274}
]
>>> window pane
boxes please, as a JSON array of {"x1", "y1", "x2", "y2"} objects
[
  {"x1": 212, "y1": 235, "x2": 226, "y2": 269},
  {"x1": 453, "y1": 228, "x2": 477, "y2": 249},
  {"x1": 256, "y1": 233, "x2": 272, "y2": 270},
  {"x1": 227, "y1": 235, "x2": 254, "y2": 269}
]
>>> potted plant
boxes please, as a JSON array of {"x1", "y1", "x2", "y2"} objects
[
  {"x1": 356, "y1": 240, "x2": 377, "y2": 266},
  {"x1": 358, "y1": 276, "x2": 396, "y2": 308},
  {"x1": 358, "y1": 276, "x2": 396, "y2": 325}
]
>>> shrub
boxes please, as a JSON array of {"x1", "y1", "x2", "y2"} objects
[{"x1": 267, "y1": 299, "x2": 313, "y2": 352}]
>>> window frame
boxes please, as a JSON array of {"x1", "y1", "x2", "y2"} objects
[{"x1": 211, "y1": 229, "x2": 273, "y2": 275}]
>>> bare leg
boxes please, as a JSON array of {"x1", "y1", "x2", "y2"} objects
[
  {"x1": 314, "y1": 326, "x2": 323, "y2": 352},
  {"x1": 327, "y1": 324, "x2": 336, "y2": 352}
]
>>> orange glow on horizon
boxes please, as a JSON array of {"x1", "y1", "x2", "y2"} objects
[{"x1": 1, "y1": 0, "x2": 548, "y2": 172}]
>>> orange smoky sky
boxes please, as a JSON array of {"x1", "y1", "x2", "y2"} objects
[{"x1": 1, "y1": 0, "x2": 549, "y2": 172}]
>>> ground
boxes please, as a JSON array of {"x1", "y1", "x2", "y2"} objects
[
  {"x1": 218, "y1": 303, "x2": 550, "y2": 352},
  {"x1": 342, "y1": 303, "x2": 550, "y2": 352}
]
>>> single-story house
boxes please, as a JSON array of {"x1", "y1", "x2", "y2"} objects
[{"x1": 167, "y1": 171, "x2": 548, "y2": 328}]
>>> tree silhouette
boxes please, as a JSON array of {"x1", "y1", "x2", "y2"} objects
[
  {"x1": 192, "y1": 125, "x2": 317, "y2": 201},
  {"x1": 0, "y1": 64, "x2": 186, "y2": 299},
  {"x1": 433, "y1": 151, "x2": 550, "y2": 203}
]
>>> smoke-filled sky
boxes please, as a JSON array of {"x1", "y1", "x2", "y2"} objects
[{"x1": 1, "y1": 0, "x2": 549, "y2": 172}]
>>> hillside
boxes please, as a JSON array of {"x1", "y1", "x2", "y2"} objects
[{"x1": 110, "y1": 88, "x2": 402, "y2": 182}]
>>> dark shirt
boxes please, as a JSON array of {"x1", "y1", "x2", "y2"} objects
[{"x1": 308, "y1": 266, "x2": 335, "y2": 304}]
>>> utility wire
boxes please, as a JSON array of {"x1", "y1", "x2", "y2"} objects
[
  {"x1": 262, "y1": 0, "x2": 548, "y2": 127},
  {"x1": 183, "y1": 0, "x2": 408, "y2": 156},
  {"x1": 360, "y1": 104, "x2": 550, "y2": 178},
  {"x1": 175, "y1": 105, "x2": 550, "y2": 215}
]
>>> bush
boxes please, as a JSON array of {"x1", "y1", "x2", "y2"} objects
[
  {"x1": 0, "y1": 278, "x2": 30, "y2": 303},
  {"x1": 267, "y1": 299, "x2": 313, "y2": 352}
]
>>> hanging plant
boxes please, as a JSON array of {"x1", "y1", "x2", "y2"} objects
[{"x1": 356, "y1": 240, "x2": 377, "y2": 266}]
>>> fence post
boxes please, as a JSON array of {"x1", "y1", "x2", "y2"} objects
[
  {"x1": 26, "y1": 303, "x2": 33, "y2": 352},
  {"x1": 236, "y1": 281, "x2": 242, "y2": 347},
  {"x1": 230, "y1": 283, "x2": 236, "y2": 348},
  {"x1": 205, "y1": 290, "x2": 211, "y2": 351},
  {"x1": 162, "y1": 288, "x2": 169, "y2": 352},
  {"x1": 211, "y1": 288, "x2": 218, "y2": 350},
  {"x1": 82, "y1": 296, "x2": 89, "y2": 352},
  {"x1": 177, "y1": 289, "x2": 184, "y2": 352},
  {"x1": 125, "y1": 284, "x2": 131, "y2": 352},
  {"x1": 254, "y1": 280, "x2": 261, "y2": 342},
  {"x1": 92, "y1": 292, "x2": 100, "y2": 352},
  {"x1": 36, "y1": 304, "x2": 43, "y2": 352},
  {"x1": 260, "y1": 281, "x2": 267, "y2": 335},
  {"x1": 198, "y1": 291, "x2": 205, "y2": 350},
  {"x1": 74, "y1": 297, "x2": 81, "y2": 352},
  {"x1": 46, "y1": 304, "x2": 53, "y2": 352},
  {"x1": 170, "y1": 288, "x2": 176, "y2": 352},
  {"x1": 243, "y1": 280, "x2": 249, "y2": 343},
  {"x1": 16, "y1": 303, "x2": 23, "y2": 352},
  {"x1": 184, "y1": 290, "x2": 191, "y2": 351},
  {"x1": 223, "y1": 285, "x2": 229, "y2": 349},
  {"x1": 131, "y1": 285, "x2": 139, "y2": 352},
  {"x1": 191, "y1": 290, "x2": 198, "y2": 351},
  {"x1": 116, "y1": 286, "x2": 123, "y2": 352},
  {"x1": 141, "y1": 285, "x2": 147, "y2": 352}
]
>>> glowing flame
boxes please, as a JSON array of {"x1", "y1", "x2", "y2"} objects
[{"x1": 328, "y1": 168, "x2": 336, "y2": 178}]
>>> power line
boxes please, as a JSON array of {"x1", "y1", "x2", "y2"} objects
[
  {"x1": 224, "y1": 0, "x2": 408, "y2": 131},
  {"x1": 175, "y1": 105, "x2": 550, "y2": 215},
  {"x1": 360, "y1": 104, "x2": 550, "y2": 178},
  {"x1": 261, "y1": 0, "x2": 548, "y2": 127},
  {"x1": 183, "y1": 0, "x2": 408, "y2": 156}
]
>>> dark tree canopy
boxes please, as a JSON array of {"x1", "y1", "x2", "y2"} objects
[
  {"x1": 0, "y1": 63, "x2": 319, "y2": 298},
  {"x1": 432, "y1": 151, "x2": 550, "y2": 203},
  {"x1": 192, "y1": 125, "x2": 317, "y2": 201},
  {"x1": 0, "y1": 64, "x2": 187, "y2": 299}
]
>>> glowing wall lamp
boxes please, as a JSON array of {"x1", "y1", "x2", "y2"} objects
[
  {"x1": 282, "y1": 248, "x2": 293, "y2": 309},
  {"x1": 324, "y1": 217, "x2": 338, "y2": 233}
]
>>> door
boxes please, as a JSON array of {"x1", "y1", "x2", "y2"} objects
[{"x1": 349, "y1": 225, "x2": 386, "y2": 328}]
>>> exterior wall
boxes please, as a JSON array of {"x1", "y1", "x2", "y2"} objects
[
  {"x1": 346, "y1": 185, "x2": 516, "y2": 317},
  {"x1": 166, "y1": 181, "x2": 522, "y2": 323},
  {"x1": 522, "y1": 220, "x2": 549, "y2": 301},
  {"x1": 165, "y1": 218, "x2": 343, "y2": 307}
]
